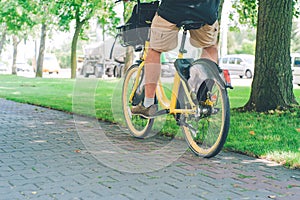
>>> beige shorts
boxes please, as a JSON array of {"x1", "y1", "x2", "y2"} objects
[{"x1": 149, "y1": 14, "x2": 219, "y2": 52}]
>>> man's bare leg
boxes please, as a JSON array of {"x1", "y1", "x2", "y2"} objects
[
  {"x1": 201, "y1": 44, "x2": 218, "y2": 64},
  {"x1": 143, "y1": 48, "x2": 161, "y2": 107}
]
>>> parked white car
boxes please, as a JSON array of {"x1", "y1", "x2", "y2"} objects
[
  {"x1": 219, "y1": 54, "x2": 255, "y2": 79},
  {"x1": 16, "y1": 62, "x2": 34, "y2": 73},
  {"x1": 43, "y1": 54, "x2": 61, "y2": 74},
  {"x1": 0, "y1": 61, "x2": 10, "y2": 74},
  {"x1": 291, "y1": 53, "x2": 300, "y2": 86},
  {"x1": 16, "y1": 62, "x2": 35, "y2": 78}
]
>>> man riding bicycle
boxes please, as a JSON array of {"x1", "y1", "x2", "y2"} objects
[{"x1": 131, "y1": 0, "x2": 220, "y2": 118}]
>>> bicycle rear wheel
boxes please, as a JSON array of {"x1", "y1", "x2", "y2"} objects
[
  {"x1": 122, "y1": 64, "x2": 154, "y2": 138},
  {"x1": 182, "y1": 79, "x2": 230, "y2": 158}
]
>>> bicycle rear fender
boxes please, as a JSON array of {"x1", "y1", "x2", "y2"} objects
[{"x1": 188, "y1": 58, "x2": 226, "y2": 93}]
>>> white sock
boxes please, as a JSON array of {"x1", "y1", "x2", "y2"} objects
[{"x1": 143, "y1": 97, "x2": 154, "y2": 108}]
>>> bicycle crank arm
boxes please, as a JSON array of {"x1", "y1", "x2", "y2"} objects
[{"x1": 153, "y1": 109, "x2": 169, "y2": 117}]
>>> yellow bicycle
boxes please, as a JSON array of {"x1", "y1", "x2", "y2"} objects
[{"x1": 118, "y1": 0, "x2": 231, "y2": 158}]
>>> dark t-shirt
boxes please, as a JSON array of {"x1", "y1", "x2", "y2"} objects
[{"x1": 157, "y1": 0, "x2": 220, "y2": 25}]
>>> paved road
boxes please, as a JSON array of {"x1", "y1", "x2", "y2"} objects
[{"x1": 1, "y1": 98, "x2": 300, "y2": 200}]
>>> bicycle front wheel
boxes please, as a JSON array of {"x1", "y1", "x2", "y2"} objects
[
  {"x1": 182, "y1": 79, "x2": 230, "y2": 158},
  {"x1": 122, "y1": 64, "x2": 154, "y2": 138}
]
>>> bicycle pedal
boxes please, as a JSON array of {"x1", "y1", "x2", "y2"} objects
[{"x1": 135, "y1": 109, "x2": 168, "y2": 119}]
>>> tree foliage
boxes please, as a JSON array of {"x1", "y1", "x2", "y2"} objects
[
  {"x1": 232, "y1": 0, "x2": 300, "y2": 27},
  {"x1": 0, "y1": 0, "x2": 121, "y2": 78},
  {"x1": 0, "y1": 0, "x2": 37, "y2": 73},
  {"x1": 232, "y1": 0, "x2": 258, "y2": 27},
  {"x1": 52, "y1": 0, "x2": 120, "y2": 78},
  {"x1": 98, "y1": 2, "x2": 120, "y2": 39},
  {"x1": 0, "y1": 0, "x2": 36, "y2": 33}
]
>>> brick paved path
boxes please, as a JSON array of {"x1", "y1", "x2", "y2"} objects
[{"x1": 0, "y1": 99, "x2": 299, "y2": 200}]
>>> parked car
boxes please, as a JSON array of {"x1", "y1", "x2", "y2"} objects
[
  {"x1": 16, "y1": 62, "x2": 34, "y2": 73},
  {"x1": 16, "y1": 62, "x2": 35, "y2": 78},
  {"x1": 219, "y1": 54, "x2": 255, "y2": 79},
  {"x1": 43, "y1": 54, "x2": 61, "y2": 74},
  {"x1": 291, "y1": 53, "x2": 300, "y2": 86},
  {"x1": 0, "y1": 61, "x2": 10, "y2": 74}
]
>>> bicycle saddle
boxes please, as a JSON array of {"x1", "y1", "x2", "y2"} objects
[{"x1": 177, "y1": 20, "x2": 205, "y2": 30}]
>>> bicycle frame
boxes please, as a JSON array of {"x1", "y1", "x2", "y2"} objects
[{"x1": 128, "y1": 31, "x2": 197, "y2": 116}]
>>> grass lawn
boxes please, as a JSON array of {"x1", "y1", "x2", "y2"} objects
[{"x1": 0, "y1": 75, "x2": 300, "y2": 169}]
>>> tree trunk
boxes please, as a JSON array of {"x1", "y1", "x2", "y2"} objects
[
  {"x1": 12, "y1": 35, "x2": 20, "y2": 75},
  {"x1": 244, "y1": 0, "x2": 297, "y2": 112},
  {"x1": 36, "y1": 23, "x2": 47, "y2": 78},
  {"x1": 0, "y1": 25, "x2": 7, "y2": 56},
  {"x1": 70, "y1": 19, "x2": 84, "y2": 79}
]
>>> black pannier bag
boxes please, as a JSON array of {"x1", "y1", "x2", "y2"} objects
[{"x1": 118, "y1": 1, "x2": 159, "y2": 47}]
